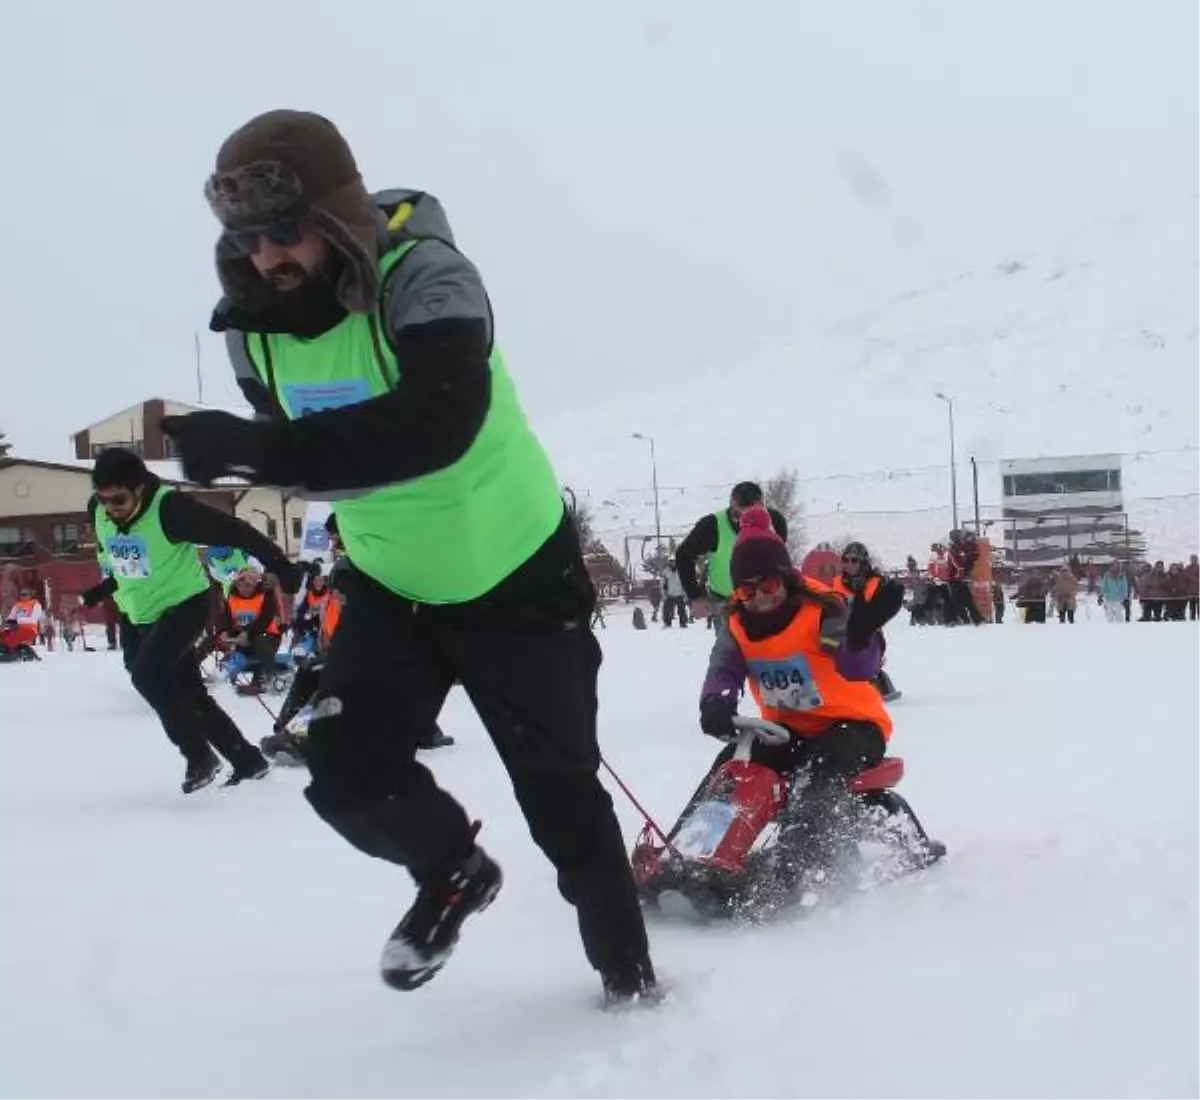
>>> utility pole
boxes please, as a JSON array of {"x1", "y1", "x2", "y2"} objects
[
  {"x1": 631, "y1": 433, "x2": 663, "y2": 555},
  {"x1": 935, "y1": 392, "x2": 959, "y2": 530},
  {"x1": 970, "y1": 455, "x2": 981, "y2": 534}
]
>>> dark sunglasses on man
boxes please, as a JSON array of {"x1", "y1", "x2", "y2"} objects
[{"x1": 222, "y1": 217, "x2": 307, "y2": 257}]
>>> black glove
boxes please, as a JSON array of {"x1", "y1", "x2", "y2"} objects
[
  {"x1": 79, "y1": 582, "x2": 111, "y2": 608},
  {"x1": 161, "y1": 412, "x2": 294, "y2": 488},
  {"x1": 699, "y1": 692, "x2": 738, "y2": 741}
]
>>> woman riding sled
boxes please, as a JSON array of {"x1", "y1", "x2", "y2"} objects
[{"x1": 695, "y1": 507, "x2": 894, "y2": 882}]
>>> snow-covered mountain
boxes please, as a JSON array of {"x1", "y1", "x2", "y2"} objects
[{"x1": 530, "y1": 196, "x2": 1199, "y2": 566}]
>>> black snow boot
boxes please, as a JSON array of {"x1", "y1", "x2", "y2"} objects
[
  {"x1": 222, "y1": 749, "x2": 270, "y2": 787},
  {"x1": 182, "y1": 751, "x2": 222, "y2": 794},
  {"x1": 601, "y1": 957, "x2": 662, "y2": 1010},
  {"x1": 379, "y1": 846, "x2": 502, "y2": 991}
]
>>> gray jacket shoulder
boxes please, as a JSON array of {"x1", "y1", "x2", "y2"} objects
[
  {"x1": 381, "y1": 238, "x2": 493, "y2": 346},
  {"x1": 224, "y1": 329, "x2": 257, "y2": 385},
  {"x1": 372, "y1": 188, "x2": 493, "y2": 345}
]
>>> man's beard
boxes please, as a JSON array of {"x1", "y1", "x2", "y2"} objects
[{"x1": 266, "y1": 253, "x2": 348, "y2": 337}]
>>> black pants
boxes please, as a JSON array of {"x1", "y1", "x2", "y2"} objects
[
  {"x1": 304, "y1": 520, "x2": 649, "y2": 977},
  {"x1": 662, "y1": 595, "x2": 688, "y2": 627},
  {"x1": 947, "y1": 580, "x2": 983, "y2": 625},
  {"x1": 278, "y1": 662, "x2": 322, "y2": 731},
  {"x1": 1164, "y1": 599, "x2": 1188, "y2": 622},
  {"x1": 118, "y1": 613, "x2": 138, "y2": 673},
  {"x1": 1189, "y1": 598, "x2": 1199, "y2": 621},
  {"x1": 1020, "y1": 602, "x2": 1047, "y2": 624},
  {"x1": 1141, "y1": 599, "x2": 1163, "y2": 622},
  {"x1": 1123, "y1": 598, "x2": 1132, "y2": 622},
  {"x1": 276, "y1": 659, "x2": 450, "y2": 750},
  {"x1": 125, "y1": 592, "x2": 262, "y2": 768},
  {"x1": 920, "y1": 585, "x2": 947, "y2": 625},
  {"x1": 1056, "y1": 603, "x2": 1076, "y2": 624},
  {"x1": 993, "y1": 602, "x2": 1005, "y2": 623},
  {"x1": 234, "y1": 632, "x2": 281, "y2": 679}
]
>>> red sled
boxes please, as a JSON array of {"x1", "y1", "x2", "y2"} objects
[{"x1": 631, "y1": 719, "x2": 943, "y2": 919}]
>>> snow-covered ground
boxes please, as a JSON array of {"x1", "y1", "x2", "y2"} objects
[{"x1": 2, "y1": 611, "x2": 1197, "y2": 1098}]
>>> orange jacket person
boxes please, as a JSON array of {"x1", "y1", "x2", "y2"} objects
[
  {"x1": 223, "y1": 569, "x2": 282, "y2": 690},
  {"x1": 696, "y1": 507, "x2": 892, "y2": 873},
  {"x1": 832, "y1": 541, "x2": 905, "y2": 701},
  {"x1": 8, "y1": 588, "x2": 46, "y2": 647}
]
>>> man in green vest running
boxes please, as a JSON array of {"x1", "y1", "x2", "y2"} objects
[
  {"x1": 161, "y1": 110, "x2": 656, "y2": 1006},
  {"x1": 82, "y1": 448, "x2": 305, "y2": 793},
  {"x1": 675, "y1": 481, "x2": 789, "y2": 625}
]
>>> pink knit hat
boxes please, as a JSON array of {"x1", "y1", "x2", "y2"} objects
[{"x1": 729, "y1": 506, "x2": 792, "y2": 586}]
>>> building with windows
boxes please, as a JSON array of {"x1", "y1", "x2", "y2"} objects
[
  {"x1": 70, "y1": 398, "x2": 229, "y2": 461},
  {"x1": 0, "y1": 396, "x2": 306, "y2": 579},
  {"x1": 0, "y1": 458, "x2": 239, "y2": 561},
  {"x1": 1000, "y1": 453, "x2": 1131, "y2": 566},
  {"x1": 67, "y1": 399, "x2": 302, "y2": 555}
]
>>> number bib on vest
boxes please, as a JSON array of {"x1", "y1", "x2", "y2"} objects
[
  {"x1": 283, "y1": 379, "x2": 371, "y2": 417},
  {"x1": 747, "y1": 655, "x2": 824, "y2": 712},
  {"x1": 106, "y1": 535, "x2": 152, "y2": 579}
]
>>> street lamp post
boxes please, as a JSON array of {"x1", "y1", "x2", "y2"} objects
[
  {"x1": 934, "y1": 392, "x2": 959, "y2": 531},
  {"x1": 631, "y1": 433, "x2": 663, "y2": 554}
]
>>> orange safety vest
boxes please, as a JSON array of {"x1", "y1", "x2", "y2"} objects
[
  {"x1": 227, "y1": 591, "x2": 279, "y2": 635},
  {"x1": 832, "y1": 575, "x2": 880, "y2": 604},
  {"x1": 10, "y1": 598, "x2": 43, "y2": 624},
  {"x1": 321, "y1": 596, "x2": 342, "y2": 645},
  {"x1": 729, "y1": 597, "x2": 892, "y2": 740}
]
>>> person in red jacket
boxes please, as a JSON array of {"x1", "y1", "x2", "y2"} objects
[{"x1": 945, "y1": 530, "x2": 983, "y2": 625}]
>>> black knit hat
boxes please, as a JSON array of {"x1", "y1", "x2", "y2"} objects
[
  {"x1": 730, "y1": 481, "x2": 764, "y2": 508},
  {"x1": 92, "y1": 447, "x2": 149, "y2": 491},
  {"x1": 205, "y1": 110, "x2": 380, "y2": 314}
]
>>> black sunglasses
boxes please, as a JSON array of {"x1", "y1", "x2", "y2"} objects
[
  {"x1": 223, "y1": 218, "x2": 306, "y2": 257},
  {"x1": 842, "y1": 556, "x2": 863, "y2": 566}
]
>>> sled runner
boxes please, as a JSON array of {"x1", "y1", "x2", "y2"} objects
[{"x1": 631, "y1": 717, "x2": 945, "y2": 920}]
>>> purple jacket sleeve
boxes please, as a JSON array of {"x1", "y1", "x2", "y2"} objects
[
  {"x1": 834, "y1": 632, "x2": 882, "y2": 681},
  {"x1": 701, "y1": 626, "x2": 748, "y2": 700}
]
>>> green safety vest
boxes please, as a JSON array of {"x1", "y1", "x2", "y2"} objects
[
  {"x1": 93, "y1": 487, "x2": 211, "y2": 625},
  {"x1": 706, "y1": 510, "x2": 738, "y2": 598},
  {"x1": 245, "y1": 239, "x2": 563, "y2": 604}
]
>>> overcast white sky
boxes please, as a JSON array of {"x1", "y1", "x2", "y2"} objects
[{"x1": 1, "y1": 0, "x2": 1195, "y2": 458}]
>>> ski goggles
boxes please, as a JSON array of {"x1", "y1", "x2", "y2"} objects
[
  {"x1": 734, "y1": 574, "x2": 785, "y2": 602},
  {"x1": 222, "y1": 217, "x2": 307, "y2": 257}
]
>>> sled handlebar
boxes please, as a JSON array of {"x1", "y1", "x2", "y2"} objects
[{"x1": 731, "y1": 716, "x2": 792, "y2": 746}]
